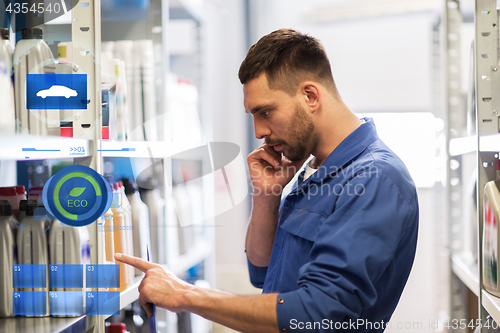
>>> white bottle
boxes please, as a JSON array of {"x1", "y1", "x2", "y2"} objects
[
  {"x1": 123, "y1": 179, "x2": 150, "y2": 275},
  {"x1": 13, "y1": 28, "x2": 59, "y2": 136},
  {"x1": 133, "y1": 40, "x2": 157, "y2": 141},
  {"x1": 0, "y1": 201, "x2": 16, "y2": 317},
  {"x1": 139, "y1": 178, "x2": 164, "y2": 264},
  {"x1": 17, "y1": 204, "x2": 50, "y2": 316},
  {"x1": 115, "y1": 41, "x2": 142, "y2": 140},
  {"x1": 0, "y1": 28, "x2": 15, "y2": 135},
  {"x1": 118, "y1": 181, "x2": 134, "y2": 281},
  {"x1": 49, "y1": 220, "x2": 89, "y2": 317}
]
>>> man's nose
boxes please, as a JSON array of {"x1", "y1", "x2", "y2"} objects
[{"x1": 254, "y1": 119, "x2": 271, "y2": 139}]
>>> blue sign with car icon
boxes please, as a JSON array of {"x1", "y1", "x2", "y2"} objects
[{"x1": 27, "y1": 74, "x2": 87, "y2": 109}]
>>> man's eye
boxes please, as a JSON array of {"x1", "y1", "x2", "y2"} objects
[{"x1": 261, "y1": 111, "x2": 270, "y2": 116}]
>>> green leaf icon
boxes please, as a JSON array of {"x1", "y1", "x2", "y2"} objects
[{"x1": 67, "y1": 187, "x2": 86, "y2": 197}]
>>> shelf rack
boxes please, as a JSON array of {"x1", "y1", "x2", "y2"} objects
[
  {"x1": 447, "y1": 0, "x2": 500, "y2": 332},
  {"x1": 451, "y1": 253, "x2": 480, "y2": 297},
  {"x1": 0, "y1": 0, "x2": 214, "y2": 332}
]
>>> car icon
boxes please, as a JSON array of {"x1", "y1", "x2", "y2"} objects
[{"x1": 36, "y1": 85, "x2": 78, "y2": 99}]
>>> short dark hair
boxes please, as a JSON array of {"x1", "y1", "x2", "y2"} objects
[{"x1": 238, "y1": 29, "x2": 337, "y2": 96}]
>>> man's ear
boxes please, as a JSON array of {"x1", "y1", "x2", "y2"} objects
[{"x1": 301, "y1": 82, "x2": 320, "y2": 113}]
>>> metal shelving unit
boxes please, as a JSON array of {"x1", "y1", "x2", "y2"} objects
[
  {"x1": 0, "y1": 0, "x2": 215, "y2": 332},
  {"x1": 446, "y1": 0, "x2": 500, "y2": 331}
]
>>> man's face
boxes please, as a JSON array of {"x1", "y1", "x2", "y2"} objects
[{"x1": 243, "y1": 73, "x2": 316, "y2": 161}]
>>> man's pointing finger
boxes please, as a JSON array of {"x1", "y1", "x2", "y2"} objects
[{"x1": 114, "y1": 253, "x2": 156, "y2": 272}]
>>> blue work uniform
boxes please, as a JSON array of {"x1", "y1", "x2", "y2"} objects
[{"x1": 247, "y1": 117, "x2": 419, "y2": 332}]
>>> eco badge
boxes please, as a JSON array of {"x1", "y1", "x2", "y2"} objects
[{"x1": 42, "y1": 165, "x2": 112, "y2": 227}]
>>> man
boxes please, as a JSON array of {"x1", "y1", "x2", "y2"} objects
[{"x1": 116, "y1": 29, "x2": 419, "y2": 332}]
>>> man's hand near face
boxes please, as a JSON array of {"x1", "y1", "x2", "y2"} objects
[
  {"x1": 247, "y1": 143, "x2": 308, "y2": 197},
  {"x1": 115, "y1": 253, "x2": 280, "y2": 333},
  {"x1": 245, "y1": 144, "x2": 307, "y2": 267}
]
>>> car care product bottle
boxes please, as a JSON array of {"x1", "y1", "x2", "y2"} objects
[
  {"x1": 57, "y1": 42, "x2": 78, "y2": 137},
  {"x1": 484, "y1": 178, "x2": 500, "y2": 296},
  {"x1": 14, "y1": 186, "x2": 27, "y2": 217},
  {"x1": 115, "y1": 41, "x2": 141, "y2": 140},
  {"x1": 133, "y1": 40, "x2": 157, "y2": 141},
  {"x1": 17, "y1": 203, "x2": 50, "y2": 316},
  {"x1": 49, "y1": 219, "x2": 89, "y2": 317},
  {"x1": 117, "y1": 181, "x2": 134, "y2": 281},
  {"x1": 111, "y1": 183, "x2": 129, "y2": 291},
  {"x1": 17, "y1": 200, "x2": 28, "y2": 227},
  {"x1": 13, "y1": 28, "x2": 59, "y2": 136},
  {"x1": 123, "y1": 178, "x2": 150, "y2": 275},
  {"x1": 0, "y1": 28, "x2": 15, "y2": 135},
  {"x1": 103, "y1": 208, "x2": 115, "y2": 264},
  {"x1": 0, "y1": 201, "x2": 16, "y2": 317},
  {"x1": 139, "y1": 178, "x2": 164, "y2": 264},
  {"x1": 114, "y1": 60, "x2": 129, "y2": 141}
]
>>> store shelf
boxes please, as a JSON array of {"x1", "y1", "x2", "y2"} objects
[
  {"x1": 0, "y1": 315, "x2": 87, "y2": 333},
  {"x1": 449, "y1": 135, "x2": 477, "y2": 156},
  {"x1": 100, "y1": 141, "x2": 168, "y2": 159},
  {"x1": 480, "y1": 133, "x2": 500, "y2": 152},
  {"x1": 103, "y1": 275, "x2": 144, "y2": 319},
  {"x1": 482, "y1": 290, "x2": 500, "y2": 324},
  {"x1": 451, "y1": 253, "x2": 479, "y2": 296},
  {"x1": 0, "y1": 135, "x2": 91, "y2": 160},
  {"x1": 101, "y1": 141, "x2": 211, "y2": 161},
  {"x1": 170, "y1": 239, "x2": 213, "y2": 276}
]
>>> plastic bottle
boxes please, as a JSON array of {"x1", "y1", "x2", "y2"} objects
[
  {"x1": 0, "y1": 28, "x2": 15, "y2": 135},
  {"x1": 13, "y1": 28, "x2": 58, "y2": 136},
  {"x1": 0, "y1": 201, "x2": 16, "y2": 317},
  {"x1": 57, "y1": 42, "x2": 76, "y2": 137},
  {"x1": 139, "y1": 178, "x2": 164, "y2": 264},
  {"x1": 114, "y1": 59, "x2": 129, "y2": 141},
  {"x1": 123, "y1": 178, "x2": 150, "y2": 275},
  {"x1": 133, "y1": 40, "x2": 157, "y2": 141},
  {"x1": 17, "y1": 203, "x2": 51, "y2": 317},
  {"x1": 103, "y1": 208, "x2": 115, "y2": 264},
  {"x1": 115, "y1": 41, "x2": 141, "y2": 140},
  {"x1": 118, "y1": 181, "x2": 134, "y2": 282},
  {"x1": 111, "y1": 183, "x2": 130, "y2": 291},
  {"x1": 49, "y1": 219, "x2": 89, "y2": 317},
  {"x1": 17, "y1": 200, "x2": 28, "y2": 226}
]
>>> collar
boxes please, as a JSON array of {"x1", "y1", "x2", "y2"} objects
[{"x1": 305, "y1": 117, "x2": 379, "y2": 184}]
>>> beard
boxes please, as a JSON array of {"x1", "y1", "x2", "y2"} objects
[{"x1": 266, "y1": 103, "x2": 316, "y2": 161}]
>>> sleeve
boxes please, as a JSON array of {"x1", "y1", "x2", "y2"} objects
[
  {"x1": 275, "y1": 171, "x2": 418, "y2": 332},
  {"x1": 246, "y1": 194, "x2": 289, "y2": 289},
  {"x1": 246, "y1": 257, "x2": 268, "y2": 289}
]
